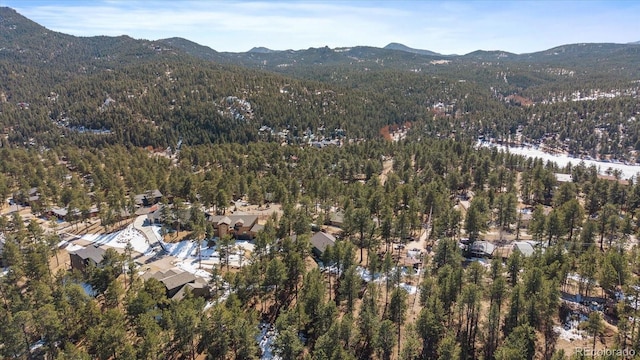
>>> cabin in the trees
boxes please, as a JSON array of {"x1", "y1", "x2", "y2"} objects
[
  {"x1": 554, "y1": 173, "x2": 573, "y2": 183},
  {"x1": 142, "y1": 269, "x2": 209, "y2": 300},
  {"x1": 597, "y1": 174, "x2": 629, "y2": 186},
  {"x1": 518, "y1": 206, "x2": 552, "y2": 229},
  {"x1": 12, "y1": 187, "x2": 40, "y2": 207},
  {"x1": 134, "y1": 189, "x2": 163, "y2": 207},
  {"x1": 310, "y1": 231, "x2": 336, "y2": 258},
  {"x1": 329, "y1": 210, "x2": 345, "y2": 228},
  {"x1": 207, "y1": 214, "x2": 259, "y2": 240},
  {"x1": 48, "y1": 206, "x2": 99, "y2": 221},
  {"x1": 69, "y1": 245, "x2": 106, "y2": 273},
  {"x1": 469, "y1": 240, "x2": 495, "y2": 258},
  {"x1": 512, "y1": 241, "x2": 536, "y2": 257}
]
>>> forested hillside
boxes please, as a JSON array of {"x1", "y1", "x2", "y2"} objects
[{"x1": 3, "y1": 6, "x2": 640, "y2": 360}]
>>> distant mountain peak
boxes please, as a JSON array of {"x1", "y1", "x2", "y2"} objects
[
  {"x1": 629, "y1": 40, "x2": 640, "y2": 45},
  {"x1": 248, "y1": 47, "x2": 275, "y2": 54},
  {"x1": 383, "y1": 42, "x2": 440, "y2": 56}
]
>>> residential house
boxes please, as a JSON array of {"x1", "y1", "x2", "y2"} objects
[
  {"x1": 310, "y1": 231, "x2": 336, "y2": 258},
  {"x1": 142, "y1": 269, "x2": 205, "y2": 299},
  {"x1": 134, "y1": 189, "x2": 163, "y2": 207},
  {"x1": 146, "y1": 204, "x2": 165, "y2": 224},
  {"x1": 48, "y1": 206, "x2": 99, "y2": 222},
  {"x1": 469, "y1": 241, "x2": 495, "y2": 258},
  {"x1": 207, "y1": 214, "x2": 259, "y2": 240},
  {"x1": 13, "y1": 187, "x2": 40, "y2": 207},
  {"x1": 554, "y1": 173, "x2": 573, "y2": 183},
  {"x1": 69, "y1": 246, "x2": 106, "y2": 273},
  {"x1": 171, "y1": 278, "x2": 210, "y2": 301},
  {"x1": 597, "y1": 174, "x2": 629, "y2": 186},
  {"x1": 512, "y1": 241, "x2": 536, "y2": 257},
  {"x1": 329, "y1": 210, "x2": 345, "y2": 228},
  {"x1": 518, "y1": 206, "x2": 552, "y2": 229}
]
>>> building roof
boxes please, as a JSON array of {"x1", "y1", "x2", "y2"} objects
[
  {"x1": 171, "y1": 279, "x2": 209, "y2": 301},
  {"x1": 554, "y1": 173, "x2": 573, "y2": 183},
  {"x1": 470, "y1": 241, "x2": 495, "y2": 257},
  {"x1": 71, "y1": 246, "x2": 106, "y2": 264},
  {"x1": 512, "y1": 241, "x2": 535, "y2": 257},
  {"x1": 209, "y1": 214, "x2": 258, "y2": 227},
  {"x1": 310, "y1": 231, "x2": 336, "y2": 254},
  {"x1": 250, "y1": 223, "x2": 264, "y2": 233},
  {"x1": 134, "y1": 189, "x2": 164, "y2": 205},
  {"x1": 160, "y1": 271, "x2": 197, "y2": 291},
  {"x1": 330, "y1": 210, "x2": 345, "y2": 225},
  {"x1": 142, "y1": 268, "x2": 180, "y2": 281},
  {"x1": 597, "y1": 174, "x2": 629, "y2": 186}
]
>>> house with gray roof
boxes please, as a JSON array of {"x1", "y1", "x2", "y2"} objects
[
  {"x1": 310, "y1": 231, "x2": 336, "y2": 258},
  {"x1": 512, "y1": 241, "x2": 536, "y2": 257},
  {"x1": 69, "y1": 245, "x2": 106, "y2": 273},
  {"x1": 134, "y1": 189, "x2": 163, "y2": 207},
  {"x1": 469, "y1": 241, "x2": 495, "y2": 258},
  {"x1": 142, "y1": 268, "x2": 204, "y2": 299}
]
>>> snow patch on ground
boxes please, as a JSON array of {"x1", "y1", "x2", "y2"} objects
[
  {"x1": 554, "y1": 325, "x2": 585, "y2": 341},
  {"x1": 479, "y1": 141, "x2": 640, "y2": 180},
  {"x1": 258, "y1": 322, "x2": 280, "y2": 360},
  {"x1": 80, "y1": 225, "x2": 153, "y2": 254},
  {"x1": 399, "y1": 282, "x2": 418, "y2": 294},
  {"x1": 65, "y1": 243, "x2": 84, "y2": 252}
]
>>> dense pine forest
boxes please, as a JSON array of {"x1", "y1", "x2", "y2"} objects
[{"x1": 2, "y1": 6, "x2": 640, "y2": 360}]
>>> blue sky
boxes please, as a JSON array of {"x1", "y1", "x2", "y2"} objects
[{"x1": 3, "y1": 0, "x2": 639, "y2": 54}]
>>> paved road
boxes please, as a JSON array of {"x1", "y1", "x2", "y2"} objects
[{"x1": 133, "y1": 215, "x2": 162, "y2": 247}]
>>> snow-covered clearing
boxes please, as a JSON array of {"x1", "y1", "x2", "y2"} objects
[
  {"x1": 479, "y1": 141, "x2": 640, "y2": 180},
  {"x1": 80, "y1": 225, "x2": 154, "y2": 255},
  {"x1": 554, "y1": 325, "x2": 585, "y2": 341}
]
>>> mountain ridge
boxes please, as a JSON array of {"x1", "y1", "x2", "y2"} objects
[
  {"x1": 3, "y1": 6, "x2": 638, "y2": 58},
  {"x1": 383, "y1": 42, "x2": 442, "y2": 56}
]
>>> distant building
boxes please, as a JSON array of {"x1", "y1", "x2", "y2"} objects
[
  {"x1": 597, "y1": 174, "x2": 629, "y2": 186},
  {"x1": 554, "y1": 173, "x2": 573, "y2": 183}
]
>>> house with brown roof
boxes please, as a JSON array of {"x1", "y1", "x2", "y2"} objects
[{"x1": 207, "y1": 214, "x2": 259, "y2": 240}]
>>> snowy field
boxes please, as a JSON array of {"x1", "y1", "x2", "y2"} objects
[{"x1": 479, "y1": 141, "x2": 640, "y2": 180}]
